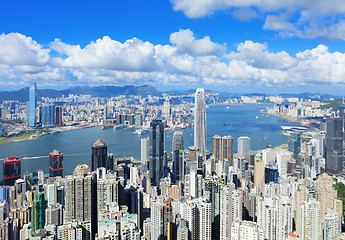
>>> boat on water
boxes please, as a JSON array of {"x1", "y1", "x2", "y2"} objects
[
  {"x1": 266, "y1": 143, "x2": 272, "y2": 148},
  {"x1": 114, "y1": 125, "x2": 126, "y2": 130},
  {"x1": 23, "y1": 157, "x2": 30, "y2": 160},
  {"x1": 132, "y1": 129, "x2": 149, "y2": 135},
  {"x1": 101, "y1": 125, "x2": 112, "y2": 130},
  {"x1": 261, "y1": 137, "x2": 266, "y2": 141}
]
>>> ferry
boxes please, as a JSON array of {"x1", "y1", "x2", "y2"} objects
[
  {"x1": 114, "y1": 125, "x2": 126, "y2": 130},
  {"x1": 132, "y1": 129, "x2": 149, "y2": 135},
  {"x1": 101, "y1": 125, "x2": 112, "y2": 130}
]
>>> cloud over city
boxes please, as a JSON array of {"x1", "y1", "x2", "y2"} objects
[{"x1": 1, "y1": 30, "x2": 345, "y2": 90}]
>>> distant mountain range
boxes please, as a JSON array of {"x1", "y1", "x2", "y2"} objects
[
  {"x1": 0, "y1": 84, "x2": 339, "y2": 102},
  {"x1": 0, "y1": 85, "x2": 161, "y2": 101}
]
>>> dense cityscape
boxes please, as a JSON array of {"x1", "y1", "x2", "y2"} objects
[
  {"x1": 0, "y1": 82, "x2": 344, "y2": 240},
  {"x1": 3, "y1": 0, "x2": 345, "y2": 239}
]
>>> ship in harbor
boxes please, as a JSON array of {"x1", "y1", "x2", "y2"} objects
[
  {"x1": 132, "y1": 129, "x2": 149, "y2": 135},
  {"x1": 100, "y1": 125, "x2": 113, "y2": 130},
  {"x1": 114, "y1": 124, "x2": 127, "y2": 130}
]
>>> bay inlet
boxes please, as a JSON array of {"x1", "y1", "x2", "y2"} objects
[{"x1": 0, "y1": 104, "x2": 300, "y2": 177}]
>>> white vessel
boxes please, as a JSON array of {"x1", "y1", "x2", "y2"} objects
[{"x1": 133, "y1": 129, "x2": 149, "y2": 135}]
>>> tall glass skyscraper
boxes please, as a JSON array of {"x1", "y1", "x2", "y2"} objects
[
  {"x1": 42, "y1": 105, "x2": 55, "y2": 127},
  {"x1": 194, "y1": 88, "x2": 207, "y2": 161},
  {"x1": 141, "y1": 137, "x2": 149, "y2": 172},
  {"x1": 28, "y1": 82, "x2": 37, "y2": 127},
  {"x1": 149, "y1": 119, "x2": 164, "y2": 186},
  {"x1": 172, "y1": 131, "x2": 184, "y2": 183},
  {"x1": 55, "y1": 106, "x2": 63, "y2": 126},
  {"x1": 326, "y1": 117, "x2": 343, "y2": 175}
]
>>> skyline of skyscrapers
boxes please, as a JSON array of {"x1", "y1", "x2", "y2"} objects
[
  {"x1": 194, "y1": 88, "x2": 207, "y2": 161},
  {"x1": 2, "y1": 83, "x2": 345, "y2": 239},
  {"x1": 26, "y1": 82, "x2": 64, "y2": 129}
]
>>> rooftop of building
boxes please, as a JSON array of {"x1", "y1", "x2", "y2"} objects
[{"x1": 93, "y1": 139, "x2": 106, "y2": 147}]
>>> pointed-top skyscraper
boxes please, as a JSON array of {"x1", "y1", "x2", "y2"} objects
[
  {"x1": 91, "y1": 139, "x2": 114, "y2": 171},
  {"x1": 28, "y1": 82, "x2": 37, "y2": 127},
  {"x1": 194, "y1": 88, "x2": 207, "y2": 161}
]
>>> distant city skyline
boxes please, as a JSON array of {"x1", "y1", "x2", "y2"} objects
[{"x1": 2, "y1": 1, "x2": 345, "y2": 94}]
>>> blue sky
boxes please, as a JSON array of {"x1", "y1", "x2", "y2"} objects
[{"x1": 1, "y1": 0, "x2": 345, "y2": 94}]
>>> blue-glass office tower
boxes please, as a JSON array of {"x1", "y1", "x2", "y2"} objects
[
  {"x1": 149, "y1": 119, "x2": 164, "y2": 186},
  {"x1": 265, "y1": 162, "x2": 279, "y2": 183},
  {"x1": 28, "y1": 82, "x2": 36, "y2": 127},
  {"x1": 0, "y1": 186, "x2": 10, "y2": 203},
  {"x1": 326, "y1": 117, "x2": 343, "y2": 175},
  {"x1": 42, "y1": 105, "x2": 55, "y2": 127}
]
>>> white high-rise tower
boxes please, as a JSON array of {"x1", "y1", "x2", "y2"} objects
[
  {"x1": 194, "y1": 88, "x2": 207, "y2": 161},
  {"x1": 237, "y1": 136, "x2": 251, "y2": 161}
]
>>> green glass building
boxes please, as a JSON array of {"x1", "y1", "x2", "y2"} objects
[{"x1": 31, "y1": 192, "x2": 45, "y2": 233}]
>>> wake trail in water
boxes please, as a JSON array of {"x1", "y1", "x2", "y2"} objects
[{"x1": 0, "y1": 153, "x2": 89, "y2": 162}]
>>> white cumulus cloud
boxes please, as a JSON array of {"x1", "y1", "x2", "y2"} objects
[
  {"x1": 169, "y1": 29, "x2": 225, "y2": 56},
  {"x1": 170, "y1": 0, "x2": 345, "y2": 40},
  {"x1": 226, "y1": 41, "x2": 296, "y2": 69},
  {"x1": 0, "y1": 33, "x2": 50, "y2": 66},
  {"x1": 2, "y1": 31, "x2": 345, "y2": 91},
  {"x1": 50, "y1": 36, "x2": 162, "y2": 72}
]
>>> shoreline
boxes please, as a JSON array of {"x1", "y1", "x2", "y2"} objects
[
  {"x1": 0, "y1": 124, "x2": 95, "y2": 145},
  {"x1": 0, "y1": 103, "x2": 294, "y2": 146}
]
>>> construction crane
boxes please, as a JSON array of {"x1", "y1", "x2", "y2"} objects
[{"x1": 289, "y1": 133, "x2": 295, "y2": 142}]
